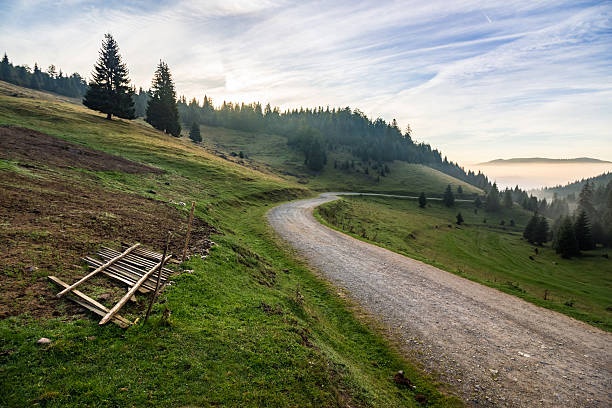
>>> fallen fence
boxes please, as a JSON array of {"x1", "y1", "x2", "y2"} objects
[{"x1": 49, "y1": 242, "x2": 172, "y2": 328}]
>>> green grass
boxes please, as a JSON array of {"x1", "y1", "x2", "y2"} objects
[
  {"x1": 199, "y1": 124, "x2": 481, "y2": 195},
  {"x1": 316, "y1": 195, "x2": 612, "y2": 331},
  {"x1": 0, "y1": 82, "x2": 461, "y2": 407}
]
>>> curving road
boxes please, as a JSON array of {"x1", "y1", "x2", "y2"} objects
[{"x1": 268, "y1": 193, "x2": 611, "y2": 407}]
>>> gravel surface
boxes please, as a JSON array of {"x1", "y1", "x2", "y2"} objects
[{"x1": 268, "y1": 193, "x2": 612, "y2": 407}]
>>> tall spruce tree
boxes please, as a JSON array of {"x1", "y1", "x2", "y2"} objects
[
  {"x1": 523, "y1": 214, "x2": 539, "y2": 243},
  {"x1": 83, "y1": 34, "x2": 135, "y2": 120},
  {"x1": 442, "y1": 184, "x2": 455, "y2": 207},
  {"x1": 146, "y1": 61, "x2": 181, "y2": 137},
  {"x1": 534, "y1": 216, "x2": 549, "y2": 245},
  {"x1": 486, "y1": 183, "x2": 501, "y2": 212},
  {"x1": 574, "y1": 210, "x2": 595, "y2": 250},
  {"x1": 554, "y1": 216, "x2": 579, "y2": 258},
  {"x1": 578, "y1": 181, "x2": 595, "y2": 218},
  {"x1": 503, "y1": 189, "x2": 513, "y2": 208},
  {"x1": 1, "y1": 53, "x2": 11, "y2": 81}
]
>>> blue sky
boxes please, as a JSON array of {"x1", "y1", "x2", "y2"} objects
[{"x1": 1, "y1": 0, "x2": 611, "y2": 164}]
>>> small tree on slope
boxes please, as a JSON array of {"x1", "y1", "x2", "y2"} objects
[
  {"x1": 189, "y1": 122, "x2": 202, "y2": 143},
  {"x1": 418, "y1": 192, "x2": 427, "y2": 208},
  {"x1": 442, "y1": 184, "x2": 454, "y2": 207}
]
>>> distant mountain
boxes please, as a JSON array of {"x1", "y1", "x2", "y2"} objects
[{"x1": 478, "y1": 157, "x2": 611, "y2": 165}]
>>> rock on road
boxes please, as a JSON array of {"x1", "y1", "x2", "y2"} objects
[{"x1": 267, "y1": 193, "x2": 611, "y2": 407}]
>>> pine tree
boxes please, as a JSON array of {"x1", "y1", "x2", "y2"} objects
[
  {"x1": 418, "y1": 192, "x2": 426, "y2": 208},
  {"x1": 578, "y1": 181, "x2": 595, "y2": 218},
  {"x1": 534, "y1": 216, "x2": 549, "y2": 245},
  {"x1": 189, "y1": 122, "x2": 201, "y2": 143},
  {"x1": 503, "y1": 189, "x2": 513, "y2": 208},
  {"x1": 523, "y1": 214, "x2": 538, "y2": 244},
  {"x1": 574, "y1": 210, "x2": 594, "y2": 250},
  {"x1": 0, "y1": 53, "x2": 10, "y2": 81},
  {"x1": 306, "y1": 139, "x2": 326, "y2": 171},
  {"x1": 486, "y1": 183, "x2": 501, "y2": 212},
  {"x1": 146, "y1": 61, "x2": 181, "y2": 136},
  {"x1": 604, "y1": 183, "x2": 612, "y2": 247},
  {"x1": 457, "y1": 185, "x2": 463, "y2": 195},
  {"x1": 456, "y1": 212, "x2": 464, "y2": 225},
  {"x1": 554, "y1": 217, "x2": 579, "y2": 258},
  {"x1": 442, "y1": 184, "x2": 454, "y2": 207},
  {"x1": 83, "y1": 34, "x2": 135, "y2": 120},
  {"x1": 474, "y1": 196, "x2": 482, "y2": 209}
]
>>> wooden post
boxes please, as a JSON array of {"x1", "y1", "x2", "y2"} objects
[
  {"x1": 57, "y1": 243, "x2": 141, "y2": 298},
  {"x1": 144, "y1": 232, "x2": 171, "y2": 323},
  {"x1": 99, "y1": 253, "x2": 172, "y2": 325},
  {"x1": 181, "y1": 201, "x2": 195, "y2": 262}
]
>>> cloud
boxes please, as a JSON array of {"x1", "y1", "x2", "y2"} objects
[{"x1": 0, "y1": 0, "x2": 610, "y2": 164}]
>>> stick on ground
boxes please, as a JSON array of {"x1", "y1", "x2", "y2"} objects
[
  {"x1": 182, "y1": 201, "x2": 195, "y2": 262},
  {"x1": 144, "y1": 232, "x2": 171, "y2": 323}
]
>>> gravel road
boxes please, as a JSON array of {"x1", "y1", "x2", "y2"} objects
[{"x1": 268, "y1": 193, "x2": 611, "y2": 407}]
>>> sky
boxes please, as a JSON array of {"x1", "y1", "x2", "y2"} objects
[{"x1": 1, "y1": 0, "x2": 611, "y2": 165}]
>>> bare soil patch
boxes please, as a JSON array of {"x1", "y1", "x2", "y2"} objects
[
  {"x1": 0, "y1": 125, "x2": 163, "y2": 174},
  {"x1": 0, "y1": 169, "x2": 215, "y2": 320}
]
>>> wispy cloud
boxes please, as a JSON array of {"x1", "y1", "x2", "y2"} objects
[{"x1": 0, "y1": 0, "x2": 610, "y2": 163}]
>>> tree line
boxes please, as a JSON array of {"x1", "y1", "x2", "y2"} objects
[
  {"x1": 524, "y1": 180, "x2": 612, "y2": 257},
  {"x1": 174, "y1": 94, "x2": 498, "y2": 181},
  {"x1": 0, "y1": 53, "x2": 87, "y2": 98},
  {"x1": 78, "y1": 34, "x2": 180, "y2": 137}
]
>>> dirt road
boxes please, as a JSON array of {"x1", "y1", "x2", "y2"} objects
[{"x1": 268, "y1": 193, "x2": 611, "y2": 407}]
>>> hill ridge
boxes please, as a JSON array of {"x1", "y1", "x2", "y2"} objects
[{"x1": 478, "y1": 157, "x2": 611, "y2": 165}]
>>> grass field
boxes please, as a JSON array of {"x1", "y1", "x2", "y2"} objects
[
  {"x1": 199, "y1": 124, "x2": 482, "y2": 195},
  {"x1": 316, "y1": 195, "x2": 612, "y2": 331},
  {"x1": 0, "y1": 82, "x2": 462, "y2": 407}
]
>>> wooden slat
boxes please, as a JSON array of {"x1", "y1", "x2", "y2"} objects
[
  {"x1": 122, "y1": 243, "x2": 164, "y2": 261},
  {"x1": 99, "y1": 254, "x2": 172, "y2": 325},
  {"x1": 99, "y1": 249, "x2": 172, "y2": 275},
  {"x1": 57, "y1": 243, "x2": 141, "y2": 298},
  {"x1": 89, "y1": 258, "x2": 168, "y2": 288},
  {"x1": 83, "y1": 258, "x2": 158, "y2": 291},
  {"x1": 101, "y1": 271, "x2": 151, "y2": 293},
  {"x1": 48, "y1": 276, "x2": 132, "y2": 328}
]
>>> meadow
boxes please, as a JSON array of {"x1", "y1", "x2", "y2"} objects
[{"x1": 316, "y1": 195, "x2": 612, "y2": 331}]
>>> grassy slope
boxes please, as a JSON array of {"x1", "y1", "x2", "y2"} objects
[
  {"x1": 199, "y1": 124, "x2": 482, "y2": 195},
  {"x1": 316, "y1": 196, "x2": 612, "y2": 331},
  {"x1": 0, "y1": 82, "x2": 461, "y2": 407}
]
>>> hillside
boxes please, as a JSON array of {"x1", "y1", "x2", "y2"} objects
[
  {"x1": 478, "y1": 157, "x2": 611, "y2": 165},
  {"x1": 531, "y1": 171, "x2": 612, "y2": 200},
  {"x1": 0, "y1": 82, "x2": 461, "y2": 406},
  {"x1": 198, "y1": 124, "x2": 482, "y2": 195}
]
